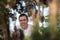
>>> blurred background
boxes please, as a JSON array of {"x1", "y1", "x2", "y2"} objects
[{"x1": 0, "y1": 0, "x2": 60, "y2": 40}]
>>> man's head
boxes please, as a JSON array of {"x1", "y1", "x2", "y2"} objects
[{"x1": 19, "y1": 14, "x2": 28, "y2": 29}]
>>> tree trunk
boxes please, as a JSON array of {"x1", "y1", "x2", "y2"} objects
[{"x1": 48, "y1": 0, "x2": 57, "y2": 40}]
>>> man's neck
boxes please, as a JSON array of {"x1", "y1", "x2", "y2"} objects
[
  {"x1": 21, "y1": 25, "x2": 28, "y2": 30},
  {"x1": 23, "y1": 25, "x2": 28, "y2": 30}
]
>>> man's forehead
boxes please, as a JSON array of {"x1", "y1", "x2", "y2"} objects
[
  {"x1": 20, "y1": 16, "x2": 27, "y2": 19},
  {"x1": 20, "y1": 16, "x2": 26, "y2": 18}
]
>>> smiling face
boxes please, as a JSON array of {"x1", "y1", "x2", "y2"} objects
[{"x1": 19, "y1": 16, "x2": 28, "y2": 29}]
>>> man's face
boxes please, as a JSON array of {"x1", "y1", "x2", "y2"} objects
[{"x1": 19, "y1": 16, "x2": 28, "y2": 29}]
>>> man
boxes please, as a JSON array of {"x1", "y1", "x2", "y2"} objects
[{"x1": 19, "y1": 14, "x2": 33, "y2": 37}]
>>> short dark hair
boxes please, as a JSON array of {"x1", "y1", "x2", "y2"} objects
[{"x1": 19, "y1": 14, "x2": 28, "y2": 21}]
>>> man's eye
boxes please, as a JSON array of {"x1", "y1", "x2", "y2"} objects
[
  {"x1": 20, "y1": 20, "x2": 22, "y2": 21},
  {"x1": 20, "y1": 19, "x2": 26, "y2": 21},
  {"x1": 23, "y1": 19, "x2": 26, "y2": 21}
]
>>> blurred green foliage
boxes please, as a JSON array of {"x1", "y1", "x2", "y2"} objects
[{"x1": 30, "y1": 19, "x2": 60, "y2": 40}]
